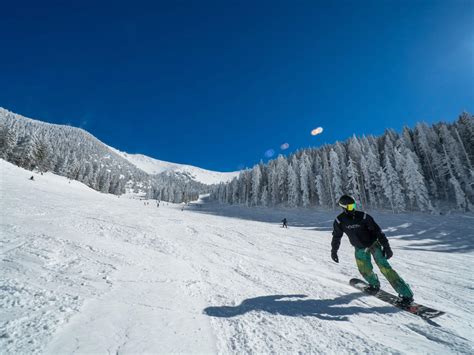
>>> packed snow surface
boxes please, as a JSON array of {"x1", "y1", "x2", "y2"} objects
[
  {"x1": 1, "y1": 160, "x2": 473, "y2": 354},
  {"x1": 110, "y1": 147, "x2": 240, "y2": 185}
]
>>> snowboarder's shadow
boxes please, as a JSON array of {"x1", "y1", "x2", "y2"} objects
[{"x1": 204, "y1": 293, "x2": 398, "y2": 321}]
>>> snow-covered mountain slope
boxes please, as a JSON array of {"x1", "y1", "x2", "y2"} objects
[
  {"x1": 0, "y1": 107, "x2": 205, "y2": 201},
  {"x1": 1, "y1": 159, "x2": 473, "y2": 354},
  {"x1": 110, "y1": 147, "x2": 239, "y2": 185}
]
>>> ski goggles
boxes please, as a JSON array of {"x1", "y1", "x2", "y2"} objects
[{"x1": 339, "y1": 202, "x2": 356, "y2": 211}]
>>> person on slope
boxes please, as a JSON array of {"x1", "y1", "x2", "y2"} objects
[
  {"x1": 281, "y1": 218, "x2": 288, "y2": 228},
  {"x1": 331, "y1": 195, "x2": 414, "y2": 304}
]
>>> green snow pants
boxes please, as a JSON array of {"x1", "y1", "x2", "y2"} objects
[{"x1": 355, "y1": 242, "x2": 414, "y2": 298}]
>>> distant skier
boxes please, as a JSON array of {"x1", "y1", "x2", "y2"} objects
[
  {"x1": 29, "y1": 175, "x2": 34, "y2": 181},
  {"x1": 281, "y1": 218, "x2": 288, "y2": 228},
  {"x1": 331, "y1": 195, "x2": 414, "y2": 304}
]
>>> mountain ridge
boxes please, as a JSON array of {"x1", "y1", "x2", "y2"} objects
[
  {"x1": 108, "y1": 146, "x2": 239, "y2": 185},
  {"x1": 0, "y1": 107, "x2": 240, "y2": 187}
]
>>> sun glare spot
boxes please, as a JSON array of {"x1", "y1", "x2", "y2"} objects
[{"x1": 264, "y1": 149, "x2": 275, "y2": 158}]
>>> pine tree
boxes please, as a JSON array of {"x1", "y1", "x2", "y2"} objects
[
  {"x1": 98, "y1": 170, "x2": 111, "y2": 193},
  {"x1": 402, "y1": 152, "x2": 433, "y2": 212},
  {"x1": 382, "y1": 152, "x2": 405, "y2": 212},
  {"x1": 323, "y1": 151, "x2": 335, "y2": 209},
  {"x1": 251, "y1": 164, "x2": 262, "y2": 206},
  {"x1": 439, "y1": 124, "x2": 472, "y2": 200},
  {"x1": 311, "y1": 154, "x2": 323, "y2": 205},
  {"x1": 366, "y1": 146, "x2": 382, "y2": 208},
  {"x1": 287, "y1": 163, "x2": 299, "y2": 207},
  {"x1": 269, "y1": 167, "x2": 278, "y2": 206},
  {"x1": 12, "y1": 134, "x2": 37, "y2": 169},
  {"x1": 449, "y1": 175, "x2": 469, "y2": 211},
  {"x1": 315, "y1": 174, "x2": 325, "y2": 207},
  {"x1": 0, "y1": 125, "x2": 17, "y2": 160},
  {"x1": 346, "y1": 157, "x2": 361, "y2": 203},
  {"x1": 299, "y1": 152, "x2": 311, "y2": 207},
  {"x1": 34, "y1": 138, "x2": 51, "y2": 172},
  {"x1": 261, "y1": 185, "x2": 269, "y2": 207},
  {"x1": 455, "y1": 112, "x2": 474, "y2": 163},
  {"x1": 276, "y1": 155, "x2": 289, "y2": 204},
  {"x1": 329, "y1": 149, "x2": 343, "y2": 206}
]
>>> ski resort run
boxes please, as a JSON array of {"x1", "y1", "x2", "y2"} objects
[{"x1": 1, "y1": 160, "x2": 473, "y2": 354}]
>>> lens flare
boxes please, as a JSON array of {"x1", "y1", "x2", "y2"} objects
[
  {"x1": 280, "y1": 143, "x2": 289, "y2": 150},
  {"x1": 264, "y1": 149, "x2": 275, "y2": 158},
  {"x1": 311, "y1": 127, "x2": 324, "y2": 136}
]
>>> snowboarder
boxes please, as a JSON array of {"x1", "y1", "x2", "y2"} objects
[
  {"x1": 331, "y1": 195, "x2": 414, "y2": 304},
  {"x1": 281, "y1": 218, "x2": 288, "y2": 228}
]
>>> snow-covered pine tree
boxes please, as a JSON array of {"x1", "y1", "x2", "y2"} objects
[
  {"x1": 329, "y1": 148, "x2": 343, "y2": 207},
  {"x1": 334, "y1": 142, "x2": 347, "y2": 187},
  {"x1": 268, "y1": 165, "x2": 278, "y2": 206},
  {"x1": 98, "y1": 170, "x2": 111, "y2": 193},
  {"x1": 12, "y1": 133, "x2": 38, "y2": 169},
  {"x1": 287, "y1": 162, "x2": 299, "y2": 207},
  {"x1": 251, "y1": 164, "x2": 262, "y2": 206},
  {"x1": 261, "y1": 185, "x2": 269, "y2": 207},
  {"x1": 276, "y1": 155, "x2": 289, "y2": 205},
  {"x1": 346, "y1": 157, "x2": 361, "y2": 203},
  {"x1": 382, "y1": 151, "x2": 405, "y2": 213},
  {"x1": 322, "y1": 150, "x2": 335, "y2": 209},
  {"x1": 311, "y1": 153, "x2": 323, "y2": 205},
  {"x1": 439, "y1": 124, "x2": 473, "y2": 200},
  {"x1": 231, "y1": 177, "x2": 239, "y2": 204},
  {"x1": 449, "y1": 176, "x2": 470, "y2": 211},
  {"x1": 402, "y1": 151, "x2": 433, "y2": 212},
  {"x1": 313, "y1": 174, "x2": 323, "y2": 207},
  {"x1": 455, "y1": 112, "x2": 474, "y2": 164},
  {"x1": 0, "y1": 125, "x2": 17, "y2": 160},
  {"x1": 34, "y1": 138, "x2": 51, "y2": 172},
  {"x1": 379, "y1": 166, "x2": 393, "y2": 212},
  {"x1": 299, "y1": 152, "x2": 311, "y2": 207},
  {"x1": 366, "y1": 146, "x2": 382, "y2": 208},
  {"x1": 402, "y1": 126, "x2": 415, "y2": 152},
  {"x1": 442, "y1": 144, "x2": 471, "y2": 211}
]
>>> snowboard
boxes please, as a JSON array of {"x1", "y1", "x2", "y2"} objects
[{"x1": 350, "y1": 278, "x2": 445, "y2": 320}]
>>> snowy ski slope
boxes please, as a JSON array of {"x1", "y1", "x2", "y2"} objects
[{"x1": 1, "y1": 160, "x2": 473, "y2": 354}]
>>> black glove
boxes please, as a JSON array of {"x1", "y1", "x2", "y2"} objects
[
  {"x1": 331, "y1": 250, "x2": 339, "y2": 263},
  {"x1": 382, "y1": 245, "x2": 393, "y2": 259}
]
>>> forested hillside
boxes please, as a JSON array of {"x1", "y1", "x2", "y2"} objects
[
  {"x1": 0, "y1": 108, "x2": 205, "y2": 202},
  {"x1": 212, "y1": 113, "x2": 473, "y2": 212}
]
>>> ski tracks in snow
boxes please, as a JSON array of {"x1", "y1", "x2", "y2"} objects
[{"x1": 1, "y1": 162, "x2": 473, "y2": 354}]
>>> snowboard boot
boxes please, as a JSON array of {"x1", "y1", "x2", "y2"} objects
[
  {"x1": 364, "y1": 284, "x2": 380, "y2": 294},
  {"x1": 397, "y1": 295, "x2": 414, "y2": 305}
]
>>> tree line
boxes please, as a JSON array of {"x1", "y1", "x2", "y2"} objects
[{"x1": 211, "y1": 113, "x2": 473, "y2": 212}]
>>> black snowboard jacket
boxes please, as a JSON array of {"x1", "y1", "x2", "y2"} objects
[{"x1": 331, "y1": 210, "x2": 390, "y2": 252}]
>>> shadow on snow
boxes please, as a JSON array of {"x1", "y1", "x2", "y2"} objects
[
  {"x1": 203, "y1": 293, "x2": 398, "y2": 321},
  {"x1": 189, "y1": 201, "x2": 474, "y2": 253}
]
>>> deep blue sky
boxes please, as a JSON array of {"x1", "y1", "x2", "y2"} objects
[{"x1": 1, "y1": 1, "x2": 473, "y2": 171}]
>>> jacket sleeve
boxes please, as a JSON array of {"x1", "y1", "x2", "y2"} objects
[
  {"x1": 366, "y1": 214, "x2": 390, "y2": 248},
  {"x1": 331, "y1": 219, "x2": 344, "y2": 252}
]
